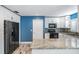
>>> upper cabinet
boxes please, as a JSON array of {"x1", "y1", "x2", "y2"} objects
[
  {"x1": 70, "y1": 13, "x2": 78, "y2": 32},
  {"x1": 45, "y1": 17, "x2": 65, "y2": 28},
  {"x1": 65, "y1": 16, "x2": 71, "y2": 28}
]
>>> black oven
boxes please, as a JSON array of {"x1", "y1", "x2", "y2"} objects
[{"x1": 48, "y1": 23, "x2": 58, "y2": 38}]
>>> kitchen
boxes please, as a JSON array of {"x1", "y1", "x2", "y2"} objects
[{"x1": 0, "y1": 5, "x2": 79, "y2": 54}]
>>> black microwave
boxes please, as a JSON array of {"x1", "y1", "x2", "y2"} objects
[{"x1": 49, "y1": 23, "x2": 57, "y2": 28}]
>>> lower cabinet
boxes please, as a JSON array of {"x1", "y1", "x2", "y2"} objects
[
  {"x1": 64, "y1": 34, "x2": 77, "y2": 48},
  {"x1": 45, "y1": 33, "x2": 49, "y2": 39},
  {"x1": 76, "y1": 38, "x2": 79, "y2": 48},
  {"x1": 70, "y1": 37, "x2": 77, "y2": 48}
]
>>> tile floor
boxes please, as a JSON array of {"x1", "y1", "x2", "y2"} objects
[{"x1": 13, "y1": 44, "x2": 32, "y2": 54}]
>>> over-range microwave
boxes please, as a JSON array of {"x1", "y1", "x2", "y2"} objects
[{"x1": 49, "y1": 23, "x2": 57, "y2": 28}]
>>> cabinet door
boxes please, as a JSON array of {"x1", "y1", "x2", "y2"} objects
[
  {"x1": 45, "y1": 33, "x2": 49, "y2": 39},
  {"x1": 65, "y1": 35, "x2": 71, "y2": 48},
  {"x1": 70, "y1": 36, "x2": 77, "y2": 48},
  {"x1": 76, "y1": 38, "x2": 79, "y2": 48},
  {"x1": 33, "y1": 19, "x2": 43, "y2": 39}
]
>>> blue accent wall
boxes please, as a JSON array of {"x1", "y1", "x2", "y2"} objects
[
  {"x1": 20, "y1": 16, "x2": 45, "y2": 42},
  {"x1": 70, "y1": 12, "x2": 78, "y2": 20}
]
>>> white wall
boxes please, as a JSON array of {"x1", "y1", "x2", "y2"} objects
[{"x1": 0, "y1": 6, "x2": 20, "y2": 54}]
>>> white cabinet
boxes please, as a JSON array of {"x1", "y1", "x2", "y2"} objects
[
  {"x1": 71, "y1": 36, "x2": 77, "y2": 48},
  {"x1": 45, "y1": 33, "x2": 49, "y2": 39},
  {"x1": 45, "y1": 17, "x2": 65, "y2": 28},
  {"x1": 59, "y1": 33, "x2": 64, "y2": 40},
  {"x1": 71, "y1": 19, "x2": 77, "y2": 32},
  {"x1": 76, "y1": 38, "x2": 79, "y2": 48},
  {"x1": 64, "y1": 35, "x2": 71, "y2": 48},
  {"x1": 65, "y1": 16, "x2": 71, "y2": 28},
  {"x1": 45, "y1": 17, "x2": 55, "y2": 28},
  {"x1": 64, "y1": 34, "x2": 77, "y2": 48}
]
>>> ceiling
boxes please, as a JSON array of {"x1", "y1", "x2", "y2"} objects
[{"x1": 4, "y1": 5, "x2": 77, "y2": 16}]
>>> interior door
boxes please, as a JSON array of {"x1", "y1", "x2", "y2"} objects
[{"x1": 33, "y1": 19, "x2": 43, "y2": 39}]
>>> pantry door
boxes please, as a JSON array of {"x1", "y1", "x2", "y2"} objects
[{"x1": 33, "y1": 19, "x2": 43, "y2": 40}]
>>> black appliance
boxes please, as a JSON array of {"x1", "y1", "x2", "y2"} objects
[
  {"x1": 49, "y1": 23, "x2": 57, "y2": 28},
  {"x1": 48, "y1": 29, "x2": 56, "y2": 33},
  {"x1": 48, "y1": 23, "x2": 58, "y2": 38},
  {"x1": 4, "y1": 20, "x2": 19, "y2": 54},
  {"x1": 50, "y1": 33, "x2": 58, "y2": 38}
]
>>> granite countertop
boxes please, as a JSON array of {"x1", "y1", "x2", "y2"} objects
[
  {"x1": 61, "y1": 31, "x2": 79, "y2": 38},
  {"x1": 31, "y1": 39, "x2": 66, "y2": 49}
]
